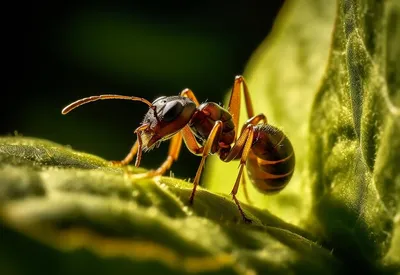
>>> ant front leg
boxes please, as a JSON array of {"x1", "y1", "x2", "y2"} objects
[
  {"x1": 188, "y1": 121, "x2": 223, "y2": 204},
  {"x1": 110, "y1": 140, "x2": 138, "y2": 167},
  {"x1": 181, "y1": 88, "x2": 200, "y2": 106},
  {"x1": 128, "y1": 131, "x2": 184, "y2": 179},
  {"x1": 110, "y1": 123, "x2": 149, "y2": 167},
  {"x1": 151, "y1": 131, "x2": 183, "y2": 176}
]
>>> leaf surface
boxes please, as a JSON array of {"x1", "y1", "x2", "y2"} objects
[
  {"x1": 308, "y1": 0, "x2": 400, "y2": 270},
  {"x1": 0, "y1": 137, "x2": 340, "y2": 275}
]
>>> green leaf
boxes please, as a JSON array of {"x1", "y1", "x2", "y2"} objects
[
  {"x1": 0, "y1": 137, "x2": 341, "y2": 275},
  {"x1": 308, "y1": 0, "x2": 400, "y2": 269}
]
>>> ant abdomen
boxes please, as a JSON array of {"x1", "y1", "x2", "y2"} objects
[{"x1": 246, "y1": 124, "x2": 295, "y2": 193}]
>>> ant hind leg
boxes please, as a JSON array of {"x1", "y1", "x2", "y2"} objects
[
  {"x1": 229, "y1": 125, "x2": 255, "y2": 223},
  {"x1": 241, "y1": 172, "x2": 253, "y2": 205}
]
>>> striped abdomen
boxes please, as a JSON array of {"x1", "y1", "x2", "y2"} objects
[{"x1": 246, "y1": 124, "x2": 295, "y2": 193}]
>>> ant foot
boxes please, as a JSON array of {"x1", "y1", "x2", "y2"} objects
[
  {"x1": 242, "y1": 216, "x2": 252, "y2": 224},
  {"x1": 188, "y1": 195, "x2": 194, "y2": 206}
]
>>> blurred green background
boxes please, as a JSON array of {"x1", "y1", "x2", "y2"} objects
[{"x1": 2, "y1": 1, "x2": 284, "y2": 180}]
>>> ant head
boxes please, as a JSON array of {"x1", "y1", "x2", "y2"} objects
[
  {"x1": 138, "y1": 96, "x2": 196, "y2": 151},
  {"x1": 61, "y1": 93, "x2": 196, "y2": 167}
]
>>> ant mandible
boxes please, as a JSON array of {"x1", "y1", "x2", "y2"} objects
[{"x1": 62, "y1": 76, "x2": 295, "y2": 223}]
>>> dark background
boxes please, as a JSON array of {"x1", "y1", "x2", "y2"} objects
[{"x1": 2, "y1": 1, "x2": 284, "y2": 179}]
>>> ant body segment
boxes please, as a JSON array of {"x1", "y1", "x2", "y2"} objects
[{"x1": 62, "y1": 76, "x2": 295, "y2": 223}]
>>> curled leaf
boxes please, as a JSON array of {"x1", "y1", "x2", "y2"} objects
[{"x1": 308, "y1": 0, "x2": 400, "y2": 270}]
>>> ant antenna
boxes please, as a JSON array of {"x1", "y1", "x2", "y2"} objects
[{"x1": 61, "y1": 94, "x2": 153, "y2": 115}]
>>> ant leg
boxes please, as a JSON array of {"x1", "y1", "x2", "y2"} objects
[
  {"x1": 230, "y1": 126, "x2": 254, "y2": 223},
  {"x1": 136, "y1": 131, "x2": 184, "y2": 178},
  {"x1": 220, "y1": 124, "x2": 253, "y2": 162},
  {"x1": 181, "y1": 125, "x2": 203, "y2": 156},
  {"x1": 219, "y1": 116, "x2": 265, "y2": 210},
  {"x1": 228, "y1": 75, "x2": 257, "y2": 140},
  {"x1": 238, "y1": 113, "x2": 268, "y2": 137},
  {"x1": 243, "y1": 114, "x2": 267, "y2": 127},
  {"x1": 119, "y1": 122, "x2": 182, "y2": 178},
  {"x1": 130, "y1": 122, "x2": 203, "y2": 178},
  {"x1": 221, "y1": 114, "x2": 268, "y2": 164},
  {"x1": 111, "y1": 123, "x2": 149, "y2": 167},
  {"x1": 110, "y1": 141, "x2": 138, "y2": 167},
  {"x1": 153, "y1": 131, "x2": 185, "y2": 175},
  {"x1": 241, "y1": 172, "x2": 253, "y2": 205},
  {"x1": 181, "y1": 88, "x2": 200, "y2": 106},
  {"x1": 235, "y1": 113, "x2": 267, "y2": 205},
  {"x1": 189, "y1": 121, "x2": 223, "y2": 204},
  {"x1": 148, "y1": 123, "x2": 205, "y2": 176}
]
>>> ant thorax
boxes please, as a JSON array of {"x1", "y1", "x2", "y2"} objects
[{"x1": 189, "y1": 102, "x2": 235, "y2": 149}]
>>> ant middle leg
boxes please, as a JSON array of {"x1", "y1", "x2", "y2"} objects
[
  {"x1": 227, "y1": 75, "x2": 256, "y2": 140},
  {"x1": 181, "y1": 88, "x2": 200, "y2": 106},
  {"x1": 238, "y1": 113, "x2": 267, "y2": 137},
  {"x1": 188, "y1": 121, "x2": 223, "y2": 204},
  {"x1": 233, "y1": 114, "x2": 267, "y2": 206}
]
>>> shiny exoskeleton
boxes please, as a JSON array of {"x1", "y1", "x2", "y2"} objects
[
  {"x1": 187, "y1": 101, "x2": 294, "y2": 192},
  {"x1": 61, "y1": 76, "x2": 295, "y2": 223},
  {"x1": 246, "y1": 124, "x2": 295, "y2": 193}
]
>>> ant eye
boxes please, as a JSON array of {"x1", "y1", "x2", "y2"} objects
[{"x1": 162, "y1": 101, "x2": 183, "y2": 122}]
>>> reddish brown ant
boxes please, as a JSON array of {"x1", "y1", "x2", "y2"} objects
[{"x1": 62, "y1": 76, "x2": 295, "y2": 223}]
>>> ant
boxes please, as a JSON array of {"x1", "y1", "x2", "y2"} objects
[{"x1": 62, "y1": 76, "x2": 295, "y2": 223}]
